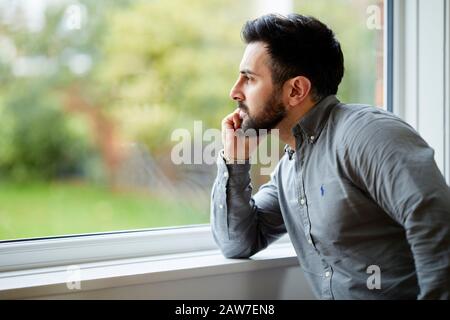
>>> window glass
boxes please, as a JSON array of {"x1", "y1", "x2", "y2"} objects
[{"x1": 0, "y1": 0, "x2": 384, "y2": 240}]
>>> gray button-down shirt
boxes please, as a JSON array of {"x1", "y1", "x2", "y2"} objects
[{"x1": 210, "y1": 95, "x2": 450, "y2": 299}]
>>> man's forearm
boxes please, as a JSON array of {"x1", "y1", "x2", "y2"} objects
[{"x1": 210, "y1": 156, "x2": 262, "y2": 258}]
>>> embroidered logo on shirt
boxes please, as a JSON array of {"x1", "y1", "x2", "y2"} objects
[{"x1": 320, "y1": 185, "x2": 325, "y2": 196}]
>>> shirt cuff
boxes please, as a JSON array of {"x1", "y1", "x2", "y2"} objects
[
  {"x1": 217, "y1": 150, "x2": 251, "y2": 185},
  {"x1": 218, "y1": 149, "x2": 251, "y2": 171}
]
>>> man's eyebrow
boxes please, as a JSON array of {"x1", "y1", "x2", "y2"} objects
[{"x1": 240, "y1": 69, "x2": 259, "y2": 76}]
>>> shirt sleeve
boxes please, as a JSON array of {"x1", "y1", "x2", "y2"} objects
[
  {"x1": 341, "y1": 115, "x2": 450, "y2": 299},
  {"x1": 210, "y1": 151, "x2": 286, "y2": 258}
]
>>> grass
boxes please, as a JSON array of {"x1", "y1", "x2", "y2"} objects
[{"x1": 0, "y1": 181, "x2": 209, "y2": 241}]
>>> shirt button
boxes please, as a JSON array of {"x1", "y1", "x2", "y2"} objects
[
  {"x1": 310, "y1": 136, "x2": 315, "y2": 142},
  {"x1": 325, "y1": 271, "x2": 331, "y2": 278},
  {"x1": 223, "y1": 172, "x2": 229, "y2": 178},
  {"x1": 308, "y1": 239, "x2": 313, "y2": 245},
  {"x1": 219, "y1": 204, "x2": 223, "y2": 209},
  {"x1": 299, "y1": 198, "x2": 306, "y2": 206}
]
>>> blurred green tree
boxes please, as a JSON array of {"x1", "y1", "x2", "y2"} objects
[
  {"x1": 97, "y1": 0, "x2": 250, "y2": 155},
  {"x1": 0, "y1": 83, "x2": 92, "y2": 181},
  {"x1": 294, "y1": 0, "x2": 382, "y2": 105},
  {"x1": 0, "y1": 0, "x2": 130, "y2": 182}
]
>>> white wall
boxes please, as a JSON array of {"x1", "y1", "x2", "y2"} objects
[{"x1": 29, "y1": 266, "x2": 315, "y2": 300}]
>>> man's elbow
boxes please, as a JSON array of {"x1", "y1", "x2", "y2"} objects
[
  {"x1": 219, "y1": 245, "x2": 254, "y2": 259},
  {"x1": 212, "y1": 232, "x2": 257, "y2": 259}
]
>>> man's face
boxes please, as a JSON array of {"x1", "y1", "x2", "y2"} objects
[{"x1": 229, "y1": 42, "x2": 287, "y2": 133}]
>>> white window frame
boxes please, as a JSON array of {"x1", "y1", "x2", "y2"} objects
[
  {"x1": 392, "y1": 0, "x2": 450, "y2": 184},
  {"x1": 0, "y1": 225, "x2": 218, "y2": 273}
]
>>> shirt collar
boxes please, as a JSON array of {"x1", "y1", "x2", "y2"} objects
[{"x1": 291, "y1": 95, "x2": 340, "y2": 144}]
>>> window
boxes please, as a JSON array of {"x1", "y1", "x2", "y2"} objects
[
  {"x1": 392, "y1": 0, "x2": 450, "y2": 181},
  {"x1": 0, "y1": 0, "x2": 385, "y2": 241}
]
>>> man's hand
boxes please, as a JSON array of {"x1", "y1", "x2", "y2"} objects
[{"x1": 221, "y1": 108, "x2": 260, "y2": 162}]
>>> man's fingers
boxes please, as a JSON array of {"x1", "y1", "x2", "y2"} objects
[
  {"x1": 222, "y1": 111, "x2": 237, "y2": 130},
  {"x1": 222, "y1": 109, "x2": 242, "y2": 130},
  {"x1": 232, "y1": 112, "x2": 242, "y2": 130}
]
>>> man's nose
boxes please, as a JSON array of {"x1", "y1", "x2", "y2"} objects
[{"x1": 229, "y1": 83, "x2": 244, "y2": 102}]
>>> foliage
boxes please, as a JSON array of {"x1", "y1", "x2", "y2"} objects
[
  {"x1": 0, "y1": 83, "x2": 94, "y2": 181},
  {"x1": 0, "y1": 0, "x2": 127, "y2": 182},
  {"x1": 97, "y1": 0, "x2": 250, "y2": 154},
  {"x1": 294, "y1": 0, "x2": 381, "y2": 105}
]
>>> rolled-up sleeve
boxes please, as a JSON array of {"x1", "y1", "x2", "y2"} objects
[
  {"x1": 342, "y1": 116, "x2": 450, "y2": 299},
  {"x1": 210, "y1": 151, "x2": 286, "y2": 259}
]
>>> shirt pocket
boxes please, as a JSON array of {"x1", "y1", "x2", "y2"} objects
[{"x1": 305, "y1": 178, "x2": 370, "y2": 248}]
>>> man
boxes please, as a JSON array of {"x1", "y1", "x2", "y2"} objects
[{"x1": 210, "y1": 13, "x2": 450, "y2": 299}]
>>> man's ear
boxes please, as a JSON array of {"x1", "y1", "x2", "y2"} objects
[{"x1": 284, "y1": 76, "x2": 311, "y2": 107}]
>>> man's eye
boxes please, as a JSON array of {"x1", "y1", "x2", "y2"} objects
[{"x1": 240, "y1": 74, "x2": 254, "y2": 83}]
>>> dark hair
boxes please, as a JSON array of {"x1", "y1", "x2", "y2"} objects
[{"x1": 242, "y1": 13, "x2": 344, "y2": 101}]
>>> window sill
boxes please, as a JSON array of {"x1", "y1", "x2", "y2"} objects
[{"x1": 0, "y1": 242, "x2": 298, "y2": 299}]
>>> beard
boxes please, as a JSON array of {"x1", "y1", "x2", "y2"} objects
[{"x1": 238, "y1": 88, "x2": 287, "y2": 136}]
